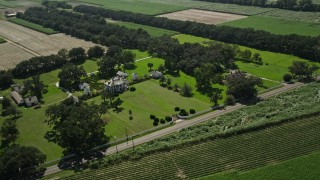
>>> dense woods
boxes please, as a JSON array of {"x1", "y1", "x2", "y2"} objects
[
  {"x1": 73, "y1": 5, "x2": 320, "y2": 62},
  {"x1": 196, "y1": 0, "x2": 320, "y2": 12}
]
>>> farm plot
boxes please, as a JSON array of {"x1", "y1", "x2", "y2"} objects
[
  {"x1": 158, "y1": 9, "x2": 247, "y2": 25},
  {"x1": 0, "y1": 21, "x2": 97, "y2": 61},
  {"x1": 0, "y1": 42, "x2": 35, "y2": 70}
]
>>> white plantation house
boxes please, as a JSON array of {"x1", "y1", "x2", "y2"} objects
[{"x1": 105, "y1": 76, "x2": 129, "y2": 93}]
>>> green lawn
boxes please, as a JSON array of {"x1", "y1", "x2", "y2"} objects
[
  {"x1": 90, "y1": 80, "x2": 210, "y2": 140},
  {"x1": 199, "y1": 151, "x2": 320, "y2": 180},
  {"x1": 76, "y1": 0, "x2": 187, "y2": 15},
  {"x1": 221, "y1": 16, "x2": 320, "y2": 36},
  {"x1": 115, "y1": 21, "x2": 179, "y2": 37},
  {"x1": 0, "y1": 0, "x2": 20, "y2": 7},
  {"x1": 8, "y1": 18, "x2": 58, "y2": 35},
  {"x1": 174, "y1": 34, "x2": 320, "y2": 82}
]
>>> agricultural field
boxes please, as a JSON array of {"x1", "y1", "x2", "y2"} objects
[
  {"x1": 221, "y1": 16, "x2": 320, "y2": 36},
  {"x1": 64, "y1": 114, "x2": 320, "y2": 179},
  {"x1": 158, "y1": 9, "x2": 247, "y2": 25},
  {"x1": 0, "y1": 42, "x2": 35, "y2": 70},
  {"x1": 199, "y1": 151, "x2": 320, "y2": 180},
  {"x1": 114, "y1": 21, "x2": 179, "y2": 37},
  {"x1": 0, "y1": 0, "x2": 39, "y2": 8},
  {"x1": 8, "y1": 18, "x2": 58, "y2": 34},
  {"x1": 174, "y1": 34, "x2": 320, "y2": 82},
  {"x1": 0, "y1": 21, "x2": 97, "y2": 68},
  {"x1": 259, "y1": 9, "x2": 320, "y2": 23},
  {"x1": 75, "y1": 0, "x2": 187, "y2": 15}
]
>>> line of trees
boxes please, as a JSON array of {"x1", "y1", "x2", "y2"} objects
[
  {"x1": 73, "y1": 5, "x2": 320, "y2": 62},
  {"x1": 197, "y1": 0, "x2": 320, "y2": 12}
]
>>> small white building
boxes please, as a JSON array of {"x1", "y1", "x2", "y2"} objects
[
  {"x1": 117, "y1": 71, "x2": 128, "y2": 78},
  {"x1": 132, "y1": 73, "x2": 139, "y2": 81},
  {"x1": 105, "y1": 77, "x2": 128, "y2": 93},
  {"x1": 0, "y1": 97, "x2": 3, "y2": 101},
  {"x1": 150, "y1": 71, "x2": 163, "y2": 79},
  {"x1": 79, "y1": 82, "x2": 91, "y2": 95}
]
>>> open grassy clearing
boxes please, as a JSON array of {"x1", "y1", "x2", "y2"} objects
[
  {"x1": 174, "y1": 34, "x2": 320, "y2": 82},
  {"x1": 91, "y1": 81, "x2": 211, "y2": 139},
  {"x1": 64, "y1": 114, "x2": 320, "y2": 179},
  {"x1": 74, "y1": 0, "x2": 187, "y2": 15},
  {"x1": 0, "y1": 0, "x2": 39, "y2": 7},
  {"x1": 8, "y1": 18, "x2": 58, "y2": 35},
  {"x1": 199, "y1": 150, "x2": 320, "y2": 180},
  {"x1": 221, "y1": 16, "x2": 320, "y2": 36},
  {"x1": 114, "y1": 21, "x2": 179, "y2": 37},
  {"x1": 158, "y1": 9, "x2": 247, "y2": 25}
]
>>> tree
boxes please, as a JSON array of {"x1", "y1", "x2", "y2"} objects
[
  {"x1": 57, "y1": 48, "x2": 69, "y2": 59},
  {"x1": 23, "y1": 75, "x2": 48, "y2": 99},
  {"x1": 68, "y1": 47, "x2": 86, "y2": 62},
  {"x1": 180, "y1": 83, "x2": 193, "y2": 97},
  {"x1": 157, "y1": 64, "x2": 166, "y2": 73},
  {"x1": 58, "y1": 63, "x2": 86, "y2": 89},
  {"x1": 289, "y1": 61, "x2": 319, "y2": 80},
  {"x1": 112, "y1": 98, "x2": 123, "y2": 112},
  {"x1": 283, "y1": 73, "x2": 293, "y2": 82},
  {"x1": 166, "y1": 77, "x2": 172, "y2": 86},
  {"x1": 240, "y1": 49, "x2": 252, "y2": 62},
  {"x1": 174, "y1": 83, "x2": 179, "y2": 92},
  {"x1": 106, "y1": 45, "x2": 122, "y2": 57},
  {"x1": 45, "y1": 100, "x2": 108, "y2": 155},
  {"x1": 251, "y1": 53, "x2": 263, "y2": 65},
  {"x1": 98, "y1": 56, "x2": 117, "y2": 78},
  {"x1": 210, "y1": 92, "x2": 222, "y2": 106},
  {"x1": 0, "y1": 70, "x2": 13, "y2": 89},
  {"x1": 0, "y1": 145, "x2": 46, "y2": 178},
  {"x1": 159, "y1": 76, "x2": 166, "y2": 85},
  {"x1": 147, "y1": 63, "x2": 153, "y2": 71},
  {"x1": 87, "y1": 46, "x2": 104, "y2": 58},
  {"x1": 226, "y1": 73, "x2": 262, "y2": 99},
  {"x1": 224, "y1": 95, "x2": 236, "y2": 105},
  {"x1": 3, "y1": 106, "x2": 21, "y2": 118},
  {"x1": 0, "y1": 119, "x2": 19, "y2": 145},
  {"x1": 1, "y1": 97, "x2": 11, "y2": 110}
]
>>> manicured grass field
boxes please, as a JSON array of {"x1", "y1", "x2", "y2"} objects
[
  {"x1": 221, "y1": 16, "x2": 320, "y2": 36},
  {"x1": 65, "y1": 114, "x2": 320, "y2": 179},
  {"x1": 0, "y1": 0, "x2": 20, "y2": 7},
  {"x1": 91, "y1": 80, "x2": 210, "y2": 139},
  {"x1": 76, "y1": 0, "x2": 187, "y2": 15},
  {"x1": 8, "y1": 18, "x2": 58, "y2": 35},
  {"x1": 114, "y1": 21, "x2": 179, "y2": 37},
  {"x1": 199, "y1": 151, "x2": 320, "y2": 180},
  {"x1": 174, "y1": 34, "x2": 320, "y2": 82}
]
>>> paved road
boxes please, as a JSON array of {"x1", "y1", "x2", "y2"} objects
[{"x1": 44, "y1": 82, "x2": 303, "y2": 176}]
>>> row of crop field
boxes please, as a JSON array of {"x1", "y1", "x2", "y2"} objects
[
  {"x1": 8, "y1": 18, "x2": 58, "y2": 35},
  {"x1": 64, "y1": 113, "x2": 320, "y2": 179},
  {"x1": 200, "y1": 151, "x2": 320, "y2": 180},
  {"x1": 258, "y1": 9, "x2": 320, "y2": 24}
]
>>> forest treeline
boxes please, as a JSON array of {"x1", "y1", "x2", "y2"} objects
[
  {"x1": 196, "y1": 0, "x2": 320, "y2": 12},
  {"x1": 73, "y1": 5, "x2": 320, "y2": 62}
]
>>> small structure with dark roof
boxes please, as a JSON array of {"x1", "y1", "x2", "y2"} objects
[
  {"x1": 10, "y1": 91, "x2": 24, "y2": 106},
  {"x1": 150, "y1": 71, "x2": 163, "y2": 79},
  {"x1": 25, "y1": 96, "x2": 39, "y2": 107},
  {"x1": 11, "y1": 84, "x2": 25, "y2": 94}
]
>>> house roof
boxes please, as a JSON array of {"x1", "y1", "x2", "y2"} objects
[
  {"x1": 10, "y1": 91, "x2": 24, "y2": 104},
  {"x1": 25, "y1": 96, "x2": 38, "y2": 104}
]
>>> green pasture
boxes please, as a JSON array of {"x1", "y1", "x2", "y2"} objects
[
  {"x1": 75, "y1": 0, "x2": 187, "y2": 15},
  {"x1": 91, "y1": 81, "x2": 211, "y2": 140},
  {"x1": 174, "y1": 34, "x2": 320, "y2": 82},
  {"x1": 8, "y1": 18, "x2": 58, "y2": 35},
  {"x1": 115, "y1": 21, "x2": 179, "y2": 37},
  {"x1": 200, "y1": 151, "x2": 320, "y2": 180},
  {"x1": 221, "y1": 16, "x2": 320, "y2": 36},
  {"x1": 0, "y1": 0, "x2": 39, "y2": 8}
]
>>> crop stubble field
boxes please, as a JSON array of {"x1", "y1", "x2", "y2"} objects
[
  {"x1": 0, "y1": 21, "x2": 97, "y2": 69},
  {"x1": 158, "y1": 9, "x2": 247, "y2": 25}
]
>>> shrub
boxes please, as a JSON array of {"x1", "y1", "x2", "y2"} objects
[
  {"x1": 90, "y1": 161, "x2": 99, "y2": 169},
  {"x1": 189, "y1": 109, "x2": 196, "y2": 114},
  {"x1": 174, "y1": 107, "x2": 180, "y2": 112},
  {"x1": 160, "y1": 119, "x2": 165, "y2": 124},
  {"x1": 129, "y1": 116, "x2": 133, "y2": 120},
  {"x1": 153, "y1": 121, "x2": 158, "y2": 126},
  {"x1": 154, "y1": 117, "x2": 159, "y2": 123},
  {"x1": 283, "y1": 74, "x2": 293, "y2": 82},
  {"x1": 150, "y1": 114, "x2": 155, "y2": 120},
  {"x1": 224, "y1": 95, "x2": 236, "y2": 106},
  {"x1": 130, "y1": 87, "x2": 136, "y2": 91},
  {"x1": 165, "y1": 116, "x2": 172, "y2": 122},
  {"x1": 167, "y1": 85, "x2": 173, "y2": 90},
  {"x1": 179, "y1": 109, "x2": 189, "y2": 116}
]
